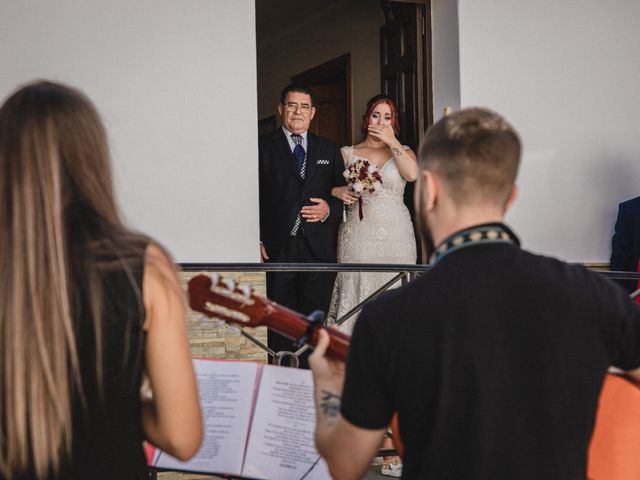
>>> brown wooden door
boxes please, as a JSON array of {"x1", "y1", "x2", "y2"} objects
[
  {"x1": 380, "y1": 1, "x2": 432, "y2": 150},
  {"x1": 292, "y1": 53, "x2": 352, "y2": 147},
  {"x1": 308, "y1": 81, "x2": 348, "y2": 147},
  {"x1": 380, "y1": 1, "x2": 432, "y2": 262}
]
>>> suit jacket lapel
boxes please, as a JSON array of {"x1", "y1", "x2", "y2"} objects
[
  {"x1": 305, "y1": 132, "x2": 319, "y2": 181},
  {"x1": 274, "y1": 128, "x2": 299, "y2": 179}
]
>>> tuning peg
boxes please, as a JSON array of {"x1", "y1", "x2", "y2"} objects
[
  {"x1": 240, "y1": 284, "x2": 252, "y2": 298},
  {"x1": 210, "y1": 272, "x2": 220, "y2": 286},
  {"x1": 223, "y1": 278, "x2": 236, "y2": 291}
]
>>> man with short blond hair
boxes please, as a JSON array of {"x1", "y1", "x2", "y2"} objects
[{"x1": 310, "y1": 107, "x2": 640, "y2": 479}]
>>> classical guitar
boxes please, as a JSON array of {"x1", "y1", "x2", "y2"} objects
[{"x1": 587, "y1": 373, "x2": 640, "y2": 480}]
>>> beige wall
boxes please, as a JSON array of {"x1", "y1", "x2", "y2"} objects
[{"x1": 257, "y1": 0, "x2": 385, "y2": 144}]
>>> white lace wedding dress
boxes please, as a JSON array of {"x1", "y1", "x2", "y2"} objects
[{"x1": 327, "y1": 146, "x2": 417, "y2": 334}]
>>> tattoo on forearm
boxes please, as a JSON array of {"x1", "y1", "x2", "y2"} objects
[
  {"x1": 391, "y1": 146, "x2": 403, "y2": 157},
  {"x1": 320, "y1": 390, "x2": 341, "y2": 417}
]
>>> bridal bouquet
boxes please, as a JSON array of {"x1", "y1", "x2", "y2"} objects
[{"x1": 343, "y1": 158, "x2": 382, "y2": 220}]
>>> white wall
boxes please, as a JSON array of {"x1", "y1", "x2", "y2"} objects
[
  {"x1": 0, "y1": 0, "x2": 260, "y2": 262},
  {"x1": 453, "y1": 0, "x2": 640, "y2": 262}
]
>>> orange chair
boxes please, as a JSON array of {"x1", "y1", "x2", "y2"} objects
[{"x1": 587, "y1": 373, "x2": 640, "y2": 480}]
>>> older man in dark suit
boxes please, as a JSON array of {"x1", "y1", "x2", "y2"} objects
[
  {"x1": 611, "y1": 195, "x2": 640, "y2": 294},
  {"x1": 259, "y1": 84, "x2": 346, "y2": 366}
]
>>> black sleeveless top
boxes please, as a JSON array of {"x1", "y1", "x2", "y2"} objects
[{"x1": 9, "y1": 247, "x2": 149, "y2": 480}]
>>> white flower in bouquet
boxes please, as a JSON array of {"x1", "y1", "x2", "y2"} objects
[{"x1": 353, "y1": 181, "x2": 364, "y2": 193}]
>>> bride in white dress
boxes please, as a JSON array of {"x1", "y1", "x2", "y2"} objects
[{"x1": 327, "y1": 95, "x2": 418, "y2": 334}]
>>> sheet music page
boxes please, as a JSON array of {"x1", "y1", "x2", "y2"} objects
[
  {"x1": 153, "y1": 359, "x2": 258, "y2": 475},
  {"x1": 242, "y1": 365, "x2": 332, "y2": 480}
]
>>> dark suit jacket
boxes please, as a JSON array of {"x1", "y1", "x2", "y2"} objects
[
  {"x1": 611, "y1": 195, "x2": 640, "y2": 292},
  {"x1": 259, "y1": 128, "x2": 346, "y2": 262}
]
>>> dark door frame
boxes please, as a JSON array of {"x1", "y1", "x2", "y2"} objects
[{"x1": 380, "y1": 0, "x2": 433, "y2": 147}]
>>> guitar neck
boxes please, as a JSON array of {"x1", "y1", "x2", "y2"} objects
[
  {"x1": 186, "y1": 274, "x2": 350, "y2": 361},
  {"x1": 264, "y1": 302, "x2": 350, "y2": 362}
]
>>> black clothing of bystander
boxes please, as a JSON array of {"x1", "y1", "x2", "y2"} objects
[{"x1": 611, "y1": 195, "x2": 640, "y2": 293}]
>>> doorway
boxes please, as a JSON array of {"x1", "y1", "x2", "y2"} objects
[
  {"x1": 380, "y1": 1, "x2": 432, "y2": 150},
  {"x1": 291, "y1": 53, "x2": 353, "y2": 147},
  {"x1": 380, "y1": 0, "x2": 433, "y2": 261}
]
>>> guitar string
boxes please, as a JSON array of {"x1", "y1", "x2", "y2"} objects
[
  {"x1": 151, "y1": 449, "x2": 163, "y2": 476},
  {"x1": 299, "y1": 455, "x2": 322, "y2": 480}
]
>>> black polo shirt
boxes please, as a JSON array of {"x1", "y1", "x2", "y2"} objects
[{"x1": 341, "y1": 239, "x2": 640, "y2": 479}]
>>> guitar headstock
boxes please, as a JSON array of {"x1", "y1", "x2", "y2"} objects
[{"x1": 187, "y1": 274, "x2": 270, "y2": 328}]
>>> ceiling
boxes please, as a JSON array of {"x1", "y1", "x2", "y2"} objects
[{"x1": 255, "y1": 0, "x2": 344, "y2": 45}]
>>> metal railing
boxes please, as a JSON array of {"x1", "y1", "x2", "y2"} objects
[{"x1": 180, "y1": 263, "x2": 640, "y2": 365}]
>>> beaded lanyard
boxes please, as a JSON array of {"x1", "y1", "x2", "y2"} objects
[{"x1": 430, "y1": 223, "x2": 520, "y2": 265}]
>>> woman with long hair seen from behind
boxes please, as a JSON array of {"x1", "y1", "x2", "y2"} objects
[{"x1": 0, "y1": 81, "x2": 202, "y2": 479}]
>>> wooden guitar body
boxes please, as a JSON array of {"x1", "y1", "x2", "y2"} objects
[
  {"x1": 391, "y1": 373, "x2": 640, "y2": 465},
  {"x1": 587, "y1": 374, "x2": 640, "y2": 480}
]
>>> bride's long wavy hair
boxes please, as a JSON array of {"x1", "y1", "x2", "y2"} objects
[{"x1": 0, "y1": 81, "x2": 147, "y2": 479}]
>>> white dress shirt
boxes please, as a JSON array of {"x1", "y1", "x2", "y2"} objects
[{"x1": 282, "y1": 126, "x2": 308, "y2": 153}]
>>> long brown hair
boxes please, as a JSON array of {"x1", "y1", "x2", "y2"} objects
[{"x1": 0, "y1": 81, "x2": 148, "y2": 478}]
